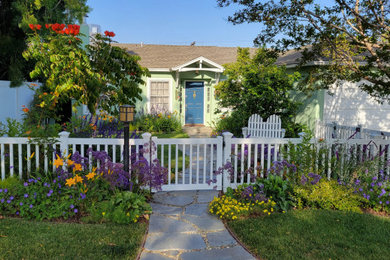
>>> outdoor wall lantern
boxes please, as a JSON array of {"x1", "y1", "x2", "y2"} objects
[{"x1": 119, "y1": 105, "x2": 134, "y2": 174}]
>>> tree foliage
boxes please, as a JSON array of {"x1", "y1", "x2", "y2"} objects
[
  {"x1": 23, "y1": 25, "x2": 148, "y2": 118},
  {"x1": 217, "y1": 0, "x2": 390, "y2": 102},
  {"x1": 214, "y1": 48, "x2": 302, "y2": 136},
  {"x1": 0, "y1": 0, "x2": 89, "y2": 85}
]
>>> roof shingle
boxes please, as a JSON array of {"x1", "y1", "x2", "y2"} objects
[{"x1": 112, "y1": 43, "x2": 302, "y2": 69}]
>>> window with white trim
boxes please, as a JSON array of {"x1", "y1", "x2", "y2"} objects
[{"x1": 150, "y1": 81, "x2": 170, "y2": 112}]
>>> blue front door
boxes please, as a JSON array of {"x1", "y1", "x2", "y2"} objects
[{"x1": 185, "y1": 82, "x2": 204, "y2": 124}]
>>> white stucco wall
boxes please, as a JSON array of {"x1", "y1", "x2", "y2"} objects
[
  {"x1": 0, "y1": 80, "x2": 37, "y2": 124},
  {"x1": 324, "y1": 81, "x2": 390, "y2": 131}
]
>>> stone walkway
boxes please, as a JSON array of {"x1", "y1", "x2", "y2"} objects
[{"x1": 140, "y1": 190, "x2": 255, "y2": 260}]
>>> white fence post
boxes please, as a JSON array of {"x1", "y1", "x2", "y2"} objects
[
  {"x1": 222, "y1": 132, "x2": 233, "y2": 192},
  {"x1": 141, "y1": 133, "x2": 152, "y2": 164},
  {"x1": 59, "y1": 131, "x2": 70, "y2": 158}
]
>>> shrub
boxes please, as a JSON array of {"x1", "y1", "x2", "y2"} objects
[
  {"x1": 352, "y1": 171, "x2": 390, "y2": 213},
  {"x1": 134, "y1": 112, "x2": 181, "y2": 133},
  {"x1": 255, "y1": 174, "x2": 294, "y2": 212},
  {"x1": 294, "y1": 179, "x2": 363, "y2": 212},
  {"x1": 209, "y1": 194, "x2": 277, "y2": 220},
  {"x1": 212, "y1": 110, "x2": 248, "y2": 137},
  {"x1": 65, "y1": 114, "x2": 125, "y2": 138},
  {"x1": 86, "y1": 191, "x2": 151, "y2": 224}
]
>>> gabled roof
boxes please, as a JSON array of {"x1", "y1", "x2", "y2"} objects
[
  {"x1": 112, "y1": 43, "x2": 302, "y2": 70},
  {"x1": 172, "y1": 56, "x2": 224, "y2": 73}
]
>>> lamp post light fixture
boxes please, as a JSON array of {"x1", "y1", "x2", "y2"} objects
[{"x1": 119, "y1": 105, "x2": 135, "y2": 174}]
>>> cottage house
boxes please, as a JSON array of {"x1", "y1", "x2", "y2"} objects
[
  {"x1": 112, "y1": 43, "x2": 390, "y2": 133},
  {"x1": 111, "y1": 43, "x2": 323, "y2": 129}
]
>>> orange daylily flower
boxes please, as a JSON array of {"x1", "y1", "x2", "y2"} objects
[
  {"x1": 65, "y1": 177, "x2": 76, "y2": 187},
  {"x1": 74, "y1": 174, "x2": 83, "y2": 183},
  {"x1": 67, "y1": 159, "x2": 74, "y2": 166},
  {"x1": 73, "y1": 163, "x2": 82, "y2": 172},
  {"x1": 53, "y1": 155, "x2": 64, "y2": 168},
  {"x1": 86, "y1": 171, "x2": 96, "y2": 180}
]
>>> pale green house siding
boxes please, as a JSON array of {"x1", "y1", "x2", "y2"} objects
[
  {"x1": 136, "y1": 71, "x2": 225, "y2": 127},
  {"x1": 293, "y1": 90, "x2": 325, "y2": 132}
]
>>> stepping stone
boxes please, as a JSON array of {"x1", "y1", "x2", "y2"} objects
[
  {"x1": 140, "y1": 252, "x2": 171, "y2": 260},
  {"x1": 153, "y1": 192, "x2": 195, "y2": 206},
  {"x1": 180, "y1": 246, "x2": 255, "y2": 260},
  {"x1": 207, "y1": 230, "x2": 238, "y2": 247},
  {"x1": 149, "y1": 215, "x2": 196, "y2": 233},
  {"x1": 184, "y1": 203, "x2": 210, "y2": 217},
  {"x1": 181, "y1": 215, "x2": 225, "y2": 231},
  {"x1": 197, "y1": 190, "x2": 219, "y2": 203},
  {"x1": 144, "y1": 233, "x2": 206, "y2": 251},
  {"x1": 150, "y1": 203, "x2": 182, "y2": 215}
]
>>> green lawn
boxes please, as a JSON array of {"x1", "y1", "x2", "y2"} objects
[
  {"x1": 153, "y1": 131, "x2": 189, "y2": 138},
  {"x1": 0, "y1": 218, "x2": 147, "y2": 259},
  {"x1": 227, "y1": 209, "x2": 390, "y2": 260}
]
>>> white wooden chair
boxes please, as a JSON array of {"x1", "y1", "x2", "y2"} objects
[{"x1": 242, "y1": 114, "x2": 286, "y2": 138}]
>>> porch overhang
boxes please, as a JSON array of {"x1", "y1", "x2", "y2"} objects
[{"x1": 171, "y1": 56, "x2": 224, "y2": 73}]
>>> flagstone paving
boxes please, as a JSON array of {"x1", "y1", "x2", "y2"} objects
[{"x1": 140, "y1": 190, "x2": 255, "y2": 260}]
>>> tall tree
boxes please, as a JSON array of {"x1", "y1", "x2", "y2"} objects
[
  {"x1": 214, "y1": 48, "x2": 301, "y2": 136},
  {"x1": 217, "y1": 0, "x2": 390, "y2": 102},
  {"x1": 23, "y1": 25, "x2": 148, "y2": 121},
  {"x1": 0, "y1": 0, "x2": 89, "y2": 86}
]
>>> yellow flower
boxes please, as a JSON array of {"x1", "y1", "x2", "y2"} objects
[
  {"x1": 53, "y1": 155, "x2": 64, "y2": 168},
  {"x1": 86, "y1": 171, "x2": 96, "y2": 180},
  {"x1": 65, "y1": 177, "x2": 76, "y2": 187},
  {"x1": 29, "y1": 152, "x2": 35, "y2": 160},
  {"x1": 74, "y1": 175, "x2": 83, "y2": 183},
  {"x1": 102, "y1": 212, "x2": 106, "y2": 216},
  {"x1": 73, "y1": 163, "x2": 82, "y2": 172}
]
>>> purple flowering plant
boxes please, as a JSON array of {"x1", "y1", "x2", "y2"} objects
[{"x1": 351, "y1": 170, "x2": 390, "y2": 213}]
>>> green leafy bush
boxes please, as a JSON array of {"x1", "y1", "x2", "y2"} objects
[
  {"x1": 0, "y1": 118, "x2": 25, "y2": 137},
  {"x1": 0, "y1": 176, "x2": 22, "y2": 190},
  {"x1": 255, "y1": 174, "x2": 294, "y2": 212},
  {"x1": 86, "y1": 191, "x2": 151, "y2": 224},
  {"x1": 294, "y1": 179, "x2": 363, "y2": 212},
  {"x1": 212, "y1": 110, "x2": 248, "y2": 137},
  {"x1": 135, "y1": 112, "x2": 181, "y2": 133}
]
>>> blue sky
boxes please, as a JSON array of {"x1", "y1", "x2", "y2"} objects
[{"x1": 85, "y1": 0, "x2": 261, "y2": 47}]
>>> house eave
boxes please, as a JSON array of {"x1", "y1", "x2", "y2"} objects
[{"x1": 148, "y1": 68, "x2": 171, "y2": 72}]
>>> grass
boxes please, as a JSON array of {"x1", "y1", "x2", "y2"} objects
[
  {"x1": 227, "y1": 209, "x2": 390, "y2": 260},
  {"x1": 0, "y1": 218, "x2": 147, "y2": 259},
  {"x1": 153, "y1": 131, "x2": 189, "y2": 138}
]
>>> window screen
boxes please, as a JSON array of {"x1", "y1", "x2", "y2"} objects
[{"x1": 150, "y1": 81, "x2": 169, "y2": 111}]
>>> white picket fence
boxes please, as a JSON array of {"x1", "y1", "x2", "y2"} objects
[
  {"x1": 315, "y1": 121, "x2": 390, "y2": 140},
  {"x1": 1, "y1": 131, "x2": 390, "y2": 191}
]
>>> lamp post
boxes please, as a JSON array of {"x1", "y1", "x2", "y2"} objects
[{"x1": 119, "y1": 105, "x2": 134, "y2": 173}]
